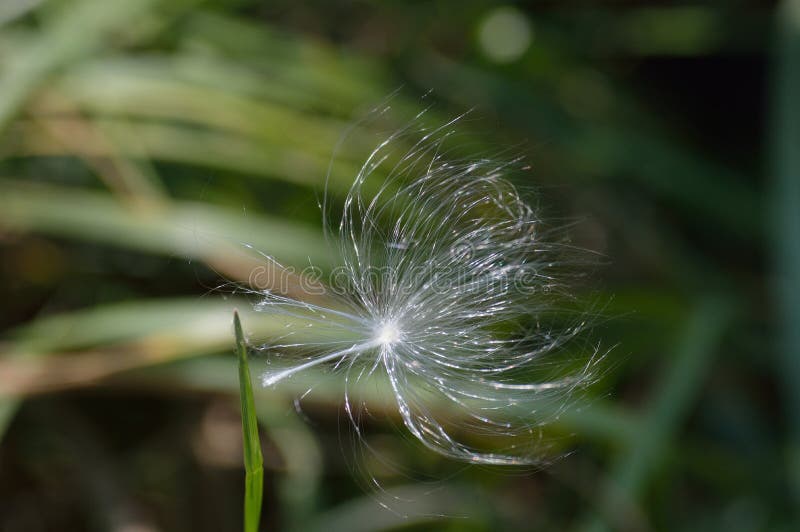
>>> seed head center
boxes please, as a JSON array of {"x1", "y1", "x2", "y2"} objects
[{"x1": 374, "y1": 321, "x2": 401, "y2": 346}]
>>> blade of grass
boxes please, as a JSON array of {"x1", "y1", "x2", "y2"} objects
[
  {"x1": 0, "y1": 400, "x2": 19, "y2": 441},
  {"x1": 0, "y1": 178, "x2": 333, "y2": 273},
  {"x1": 0, "y1": 297, "x2": 362, "y2": 397},
  {"x1": 254, "y1": 402, "x2": 322, "y2": 531},
  {"x1": 120, "y1": 355, "x2": 639, "y2": 449},
  {"x1": 770, "y1": 0, "x2": 800, "y2": 512},
  {"x1": 7, "y1": 298, "x2": 281, "y2": 353},
  {"x1": 580, "y1": 296, "x2": 736, "y2": 532},
  {"x1": 0, "y1": 0, "x2": 43, "y2": 26},
  {"x1": 27, "y1": 94, "x2": 167, "y2": 202},
  {"x1": 55, "y1": 71, "x2": 360, "y2": 159},
  {"x1": 181, "y1": 11, "x2": 390, "y2": 111},
  {"x1": 8, "y1": 117, "x2": 364, "y2": 194},
  {"x1": 234, "y1": 311, "x2": 263, "y2": 532},
  {"x1": 0, "y1": 0, "x2": 158, "y2": 131}
]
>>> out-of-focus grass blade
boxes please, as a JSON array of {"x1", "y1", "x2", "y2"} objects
[
  {"x1": 0, "y1": 400, "x2": 18, "y2": 441},
  {"x1": 770, "y1": 0, "x2": 800, "y2": 510},
  {"x1": 254, "y1": 401, "x2": 323, "y2": 531},
  {"x1": 120, "y1": 355, "x2": 639, "y2": 448},
  {"x1": 182, "y1": 12, "x2": 390, "y2": 111},
  {"x1": 0, "y1": 0, "x2": 43, "y2": 26},
  {"x1": 234, "y1": 311, "x2": 263, "y2": 532},
  {"x1": 0, "y1": 0, "x2": 158, "y2": 130},
  {"x1": 0, "y1": 298, "x2": 360, "y2": 397},
  {"x1": 581, "y1": 296, "x2": 735, "y2": 532},
  {"x1": 0, "y1": 179, "x2": 332, "y2": 271},
  {"x1": 8, "y1": 118, "x2": 365, "y2": 195},
  {"x1": 8, "y1": 298, "x2": 273, "y2": 353},
  {"x1": 55, "y1": 70, "x2": 360, "y2": 158}
]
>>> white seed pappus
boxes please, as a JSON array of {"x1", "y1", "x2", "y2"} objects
[{"x1": 253, "y1": 110, "x2": 600, "y2": 466}]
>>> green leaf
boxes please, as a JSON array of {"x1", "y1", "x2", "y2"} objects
[
  {"x1": 771, "y1": 0, "x2": 800, "y2": 509},
  {"x1": 0, "y1": 0, "x2": 158, "y2": 131},
  {"x1": 580, "y1": 296, "x2": 736, "y2": 532},
  {"x1": 234, "y1": 311, "x2": 263, "y2": 532},
  {"x1": 0, "y1": 178, "x2": 332, "y2": 270},
  {"x1": 0, "y1": 400, "x2": 19, "y2": 442}
]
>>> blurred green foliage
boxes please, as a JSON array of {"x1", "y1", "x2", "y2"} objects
[{"x1": 0, "y1": 1, "x2": 795, "y2": 531}]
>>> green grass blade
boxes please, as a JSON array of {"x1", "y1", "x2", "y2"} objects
[
  {"x1": 0, "y1": 0, "x2": 157, "y2": 131},
  {"x1": 771, "y1": 0, "x2": 800, "y2": 511},
  {"x1": 0, "y1": 400, "x2": 20, "y2": 442},
  {"x1": 234, "y1": 311, "x2": 263, "y2": 532},
  {"x1": 0, "y1": 178, "x2": 332, "y2": 270},
  {"x1": 581, "y1": 296, "x2": 735, "y2": 532}
]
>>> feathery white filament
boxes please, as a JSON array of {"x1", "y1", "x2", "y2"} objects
[{"x1": 254, "y1": 110, "x2": 598, "y2": 466}]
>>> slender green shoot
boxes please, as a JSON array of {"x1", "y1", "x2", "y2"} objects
[{"x1": 234, "y1": 311, "x2": 264, "y2": 532}]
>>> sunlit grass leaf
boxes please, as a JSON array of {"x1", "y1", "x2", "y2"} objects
[
  {"x1": 0, "y1": 0, "x2": 159, "y2": 130},
  {"x1": 0, "y1": 178, "x2": 333, "y2": 271}
]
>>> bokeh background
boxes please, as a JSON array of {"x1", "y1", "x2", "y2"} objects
[{"x1": 1, "y1": 1, "x2": 797, "y2": 531}]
